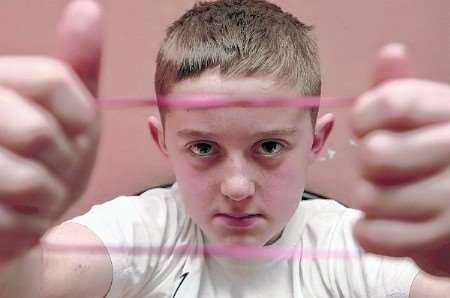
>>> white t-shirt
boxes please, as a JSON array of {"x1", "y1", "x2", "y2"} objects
[{"x1": 67, "y1": 184, "x2": 419, "y2": 298}]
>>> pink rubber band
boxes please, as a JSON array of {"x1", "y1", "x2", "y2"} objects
[
  {"x1": 98, "y1": 95, "x2": 355, "y2": 109},
  {"x1": 87, "y1": 95, "x2": 359, "y2": 260},
  {"x1": 42, "y1": 242, "x2": 361, "y2": 259}
]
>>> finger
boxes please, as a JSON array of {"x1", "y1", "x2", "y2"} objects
[
  {"x1": 0, "y1": 147, "x2": 67, "y2": 217},
  {"x1": 353, "y1": 216, "x2": 449, "y2": 257},
  {"x1": 354, "y1": 167, "x2": 450, "y2": 220},
  {"x1": 0, "y1": 205, "x2": 50, "y2": 239},
  {"x1": 372, "y1": 43, "x2": 414, "y2": 87},
  {"x1": 358, "y1": 123, "x2": 450, "y2": 183},
  {"x1": 0, "y1": 204, "x2": 51, "y2": 241},
  {"x1": 0, "y1": 86, "x2": 78, "y2": 178},
  {"x1": 0, "y1": 56, "x2": 97, "y2": 136},
  {"x1": 58, "y1": 0, "x2": 104, "y2": 96},
  {"x1": 352, "y1": 80, "x2": 450, "y2": 137}
]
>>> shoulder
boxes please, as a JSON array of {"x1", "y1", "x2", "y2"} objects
[
  {"x1": 296, "y1": 199, "x2": 361, "y2": 239},
  {"x1": 63, "y1": 184, "x2": 198, "y2": 297},
  {"x1": 42, "y1": 222, "x2": 113, "y2": 298},
  {"x1": 299, "y1": 198, "x2": 359, "y2": 218},
  {"x1": 68, "y1": 184, "x2": 186, "y2": 237},
  {"x1": 66, "y1": 184, "x2": 195, "y2": 258},
  {"x1": 295, "y1": 199, "x2": 420, "y2": 298},
  {"x1": 410, "y1": 271, "x2": 450, "y2": 298}
]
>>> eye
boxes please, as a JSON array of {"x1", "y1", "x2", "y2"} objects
[
  {"x1": 256, "y1": 140, "x2": 284, "y2": 156},
  {"x1": 189, "y1": 142, "x2": 217, "y2": 156}
]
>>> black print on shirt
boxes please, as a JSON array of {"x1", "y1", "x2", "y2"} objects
[{"x1": 172, "y1": 272, "x2": 189, "y2": 298}]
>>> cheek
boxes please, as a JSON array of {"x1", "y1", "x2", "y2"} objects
[
  {"x1": 168, "y1": 153, "x2": 216, "y2": 214},
  {"x1": 260, "y1": 155, "x2": 308, "y2": 216}
]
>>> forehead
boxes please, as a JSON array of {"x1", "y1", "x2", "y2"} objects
[
  {"x1": 165, "y1": 72, "x2": 311, "y2": 136},
  {"x1": 165, "y1": 70, "x2": 310, "y2": 132},
  {"x1": 166, "y1": 108, "x2": 309, "y2": 141},
  {"x1": 170, "y1": 69, "x2": 298, "y2": 98}
]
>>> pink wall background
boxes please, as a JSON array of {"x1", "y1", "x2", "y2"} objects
[{"x1": 0, "y1": 0, "x2": 449, "y2": 219}]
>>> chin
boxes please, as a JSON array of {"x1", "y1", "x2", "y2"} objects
[{"x1": 212, "y1": 234, "x2": 267, "y2": 247}]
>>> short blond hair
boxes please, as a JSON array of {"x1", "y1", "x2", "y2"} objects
[{"x1": 155, "y1": 0, "x2": 321, "y2": 125}]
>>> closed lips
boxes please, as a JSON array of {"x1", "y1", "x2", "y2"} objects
[{"x1": 219, "y1": 214, "x2": 261, "y2": 218}]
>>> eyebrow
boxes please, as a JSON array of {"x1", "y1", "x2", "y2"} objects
[{"x1": 177, "y1": 128, "x2": 298, "y2": 139}]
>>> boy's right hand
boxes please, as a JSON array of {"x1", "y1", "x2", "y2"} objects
[{"x1": 0, "y1": 0, "x2": 103, "y2": 262}]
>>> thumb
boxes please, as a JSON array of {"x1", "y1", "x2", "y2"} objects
[
  {"x1": 372, "y1": 43, "x2": 414, "y2": 87},
  {"x1": 57, "y1": 0, "x2": 103, "y2": 96}
]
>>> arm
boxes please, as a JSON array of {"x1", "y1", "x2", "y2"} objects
[
  {"x1": 0, "y1": 1, "x2": 105, "y2": 296},
  {"x1": 0, "y1": 248, "x2": 41, "y2": 298},
  {"x1": 1, "y1": 223, "x2": 112, "y2": 298},
  {"x1": 42, "y1": 223, "x2": 112, "y2": 298},
  {"x1": 410, "y1": 271, "x2": 450, "y2": 298}
]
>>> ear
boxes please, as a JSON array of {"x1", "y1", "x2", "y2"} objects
[
  {"x1": 147, "y1": 116, "x2": 168, "y2": 157},
  {"x1": 309, "y1": 113, "x2": 335, "y2": 163}
]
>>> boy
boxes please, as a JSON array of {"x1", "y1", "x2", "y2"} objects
[{"x1": 1, "y1": 0, "x2": 449, "y2": 297}]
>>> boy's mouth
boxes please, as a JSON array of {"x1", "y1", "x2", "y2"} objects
[{"x1": 214, "y1": 213, "x2": 263, "y2": 228}]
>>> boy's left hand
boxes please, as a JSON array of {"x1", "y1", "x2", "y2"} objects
[{"x1": 351, "y1": 44, "x2": 450, "y2": 277}]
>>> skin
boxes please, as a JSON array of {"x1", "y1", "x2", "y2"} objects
[
  {"x1": 351, "y1": 45, "x2": 450, "y2": 278},
  {"x1": 149, "y1": 71, "x2": 334, "y2": 246},
  {"x1": 0, "y1": 1, "x2": 448, "y2": 297},
  {"x1": 0, "y1": 0, "x2": 101, "y2": 263},
  {"x1": 0, "y1": 2, "x2": 112, "y2": 298}
]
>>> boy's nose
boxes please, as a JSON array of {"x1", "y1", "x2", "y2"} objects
[{"x1": 220, "y1": 175, "x2": 255, "y2": 201}]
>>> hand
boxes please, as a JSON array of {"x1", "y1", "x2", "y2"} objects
[
  {"x1": 0, "y1": 0, "x2": 103, "y2": 262},
  {"x1": 351, "y1": 43, "x2": 450, "y2": 277}
]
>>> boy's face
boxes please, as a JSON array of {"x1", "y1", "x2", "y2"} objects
[{"x1": 149, "y1": 71, "x2": 334, "y2": 246}]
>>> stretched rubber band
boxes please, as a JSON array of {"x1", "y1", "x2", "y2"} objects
[
  {"x1": 42, "y1": 242, "x2": 361, "y2": 259},
  {"x1": 82, "y1": 95, "x2": 359, "y2": 260},
  {"x1": 98, "y1": 95, "x2": 355, "y2": 109}
]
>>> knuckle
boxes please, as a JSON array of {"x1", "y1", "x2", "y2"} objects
[
  {"x1": 74, "y1": 132, "x2": 96, "y2": 157},
  {"x1": 361, "y1": 132, "x2": 393, "y2": 171},
  {"x1": 19, "y1": 119, "x2": 55, "y2": 154},
  {"x1": 48, "y1": 184, "x2": 68, "y2": 216},
  {"x1": 351, "y1": 91, "x2": 373, "y2": 133},
  {"x1": 33, "y1": 57, "x2": 72, "y2": 91},
  {"x1": 36, "y1": 57, "x2": 70, "y2": 77},
  {"x1": 426, "y1": 217, "x2": 450, "y2": 247},
  {"x1": 0, "y1": 209, "x2": 49, "y2": 242},
  {"x1": 377, "y1": 82, "x2": 417, "y2": 122},
  {"x1": 11, "y1": 164, "x2": 48, "y2": 196},
  {"x1": 1, "y1": 161, "x2": 68, "y2": 219},
  {"x1": 362, "y1": 203, "x2": 378, "y2": 216},
  {"x1": 357, "y1": 184, "x2": 380, "y2": 214}
]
